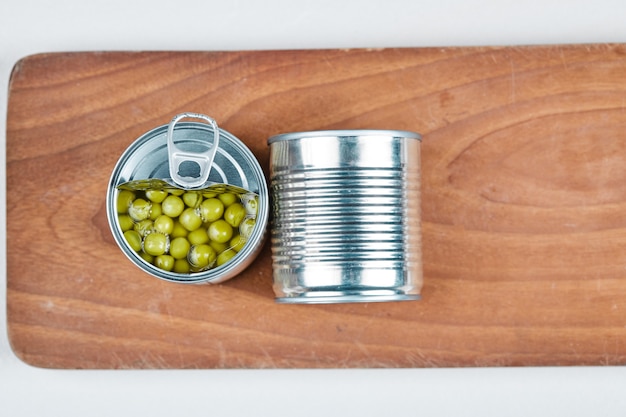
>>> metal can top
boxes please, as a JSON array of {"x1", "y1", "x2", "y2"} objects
[
  {"x1": 111, "y1": 123, "x2": 266, "y2": 194},
  {"x1": 267, "y1": 129, "x2": 422, "y2": 144}
]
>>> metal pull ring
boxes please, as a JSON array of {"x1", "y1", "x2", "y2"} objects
[{"x1": 167, "y1": 112, "x2": 220, "y2": 189}]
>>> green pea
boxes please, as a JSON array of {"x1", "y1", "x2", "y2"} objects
[
  {"x1": 123, "y1": 230, "x2": 142, "y2": 252},
  {"x1": 117, "y1": 190, "x2": 136, "y2": 213},
  {"x1": 209, "y1": 239, "x2": 229, "y2": 254},
  {"x1": 218, "y1": 192, "x2": 238, "y2": 207},
  {"x1": 153, "y1": 215, "x2": 174, "y2": 235},
  {"x1": 239, "y1": 217, "x2": 256, "y2": 239},
  {"x1": 188, "y1": 244, "x2": 216, "y2": 269},
  {"x1": 154, "y1": 254, "x2": 175, "y2": 271},
  {"x1": 139, "y1": 251, "x2": 154, "y2": 264},
  {"x1": 230, "y1": 234, "x2": 247, "y2": 252},
  {"x1": 133, "y1": 219, "x2": 153, "y2": 237},
  {"x1": 149, "y1": 202, "x2": 162, "y2": 220},
  {"x1": 199, "y1": 198, "x2": 224, "y2": 222},
  {"x1": 173, "y1": 258, "x2": 191, "y2": 273},
  {"x1": 143, "y1": 233, "x2": 169, "y2": 256},
  {"x1": 208, "y1": 219, "x2": 233, "y2": 243},
  {"x1": 217, "y1": 249, "x2": 237, "y2": 267},
  {"x1": 146, "y1": 189, "x2": 168, "y2": 203},
  {"x1": 179, "y1": 207, "x2": 203, "y2": 231},
  {"x1": 161, "y1": 195, "x2": 184, "y2": 217},
  {"x1": 182, "y1": 191, "x2": 202, "y2": 208},
  {"x1": 128, "y1": 198, "x2": 152, "y2": 221},
  {"x1": 170, "y1": 237, "x2": 191, "y2": 259},
  {"x1": 242, "y1": 194, "x2": 258, "y2": 216},
  {"x1": 188, "y1": 227, "x2": 209, "y2": 245},
  {"x1": 171, "y1": 220, "x2": 188, "y2": 238},
  {"x1": 224, "y1": 203, "x2": 246, "y2": 227},
  {"x1": 118, "y1": 214, "x2": 134, "y2": 232}
]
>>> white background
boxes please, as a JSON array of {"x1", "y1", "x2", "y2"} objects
[{"x1": 2, "y1": 1, "x2": 626, "y2": 415}]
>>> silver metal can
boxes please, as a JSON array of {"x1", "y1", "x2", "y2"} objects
[
  {"x1": 268, "y1": 130, "x2": 423, "y2": 303},
  {"x1": 107, "y1": 113, "x2": 269, "y2": 284}
]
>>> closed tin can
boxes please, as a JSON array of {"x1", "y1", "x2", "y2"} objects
[
  {"x1": 268, "y1": 130, "x2": 423, "y2": 303},
  {"x1": 107, "y1": 113, "x2": 269, "y2": 284}
]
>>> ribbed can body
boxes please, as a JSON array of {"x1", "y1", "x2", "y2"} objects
[{"x1": 268, "y1": 130, "x2": 422, "y2": 303}]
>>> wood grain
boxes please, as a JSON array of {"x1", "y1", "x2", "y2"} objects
[{"x1": 7, "y1": 45, "x2": 626, "y2": 369}]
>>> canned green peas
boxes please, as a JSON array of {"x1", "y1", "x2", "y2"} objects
[{"x1": 116, "y1": 186, "x2": 259, "y2": 274}]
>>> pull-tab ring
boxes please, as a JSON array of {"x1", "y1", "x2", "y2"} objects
[{"x1": 167, "y1": 112, "x2": 220, "y2": 189}]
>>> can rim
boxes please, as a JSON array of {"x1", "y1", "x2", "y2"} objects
[
  {"x1": 276, "y1": 294, "x2": 421, "y2": 304},
  {"x1": 267, "y1": 129, "x2": 422, "y2": 144},
  {"x1": 106, "y1": 121, "x2": 269, "y2": 284}
]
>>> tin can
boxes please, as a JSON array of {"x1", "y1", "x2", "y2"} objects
[
  {"x1": 268, "y1": 130, "x2": 423, "y2": 303},
  {"x1": 107, "y1": 113, "x2": 269, "y2": 284}
]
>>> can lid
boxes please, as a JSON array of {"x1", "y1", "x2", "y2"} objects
[{"x1": 267, "y1": 129, "x2": 422, "y2": 144}]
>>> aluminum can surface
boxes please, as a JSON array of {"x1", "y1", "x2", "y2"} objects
[
  {"x1": 268, "y1": 130, "x2": 423, "y2": 303},
  {"x1": 107, "y1": 115, "x2": 269, "y2": 284}
]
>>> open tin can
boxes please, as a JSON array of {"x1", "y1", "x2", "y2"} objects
[
  {"x1": 268, "y1": 130, "x2": 423, "y2": 303},
  {"x1": 107, "y1": 113, "x2": 269, "y2": 284}
]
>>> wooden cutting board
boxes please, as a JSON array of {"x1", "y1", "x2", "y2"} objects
[{"x1": 7, "y1": 45, "x2": 626, "y2": 369}]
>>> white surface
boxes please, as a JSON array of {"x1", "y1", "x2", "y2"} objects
[{"x1": 2, "y1": 0, "x2": 626, "y2": 415}]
